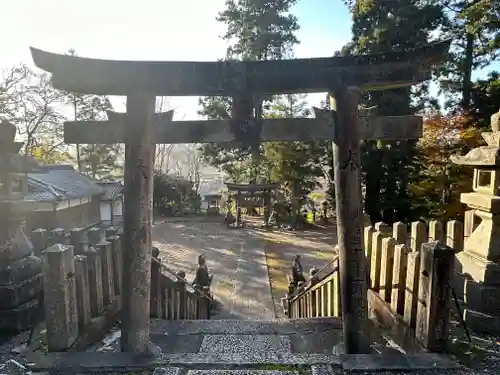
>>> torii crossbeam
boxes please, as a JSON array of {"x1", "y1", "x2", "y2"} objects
[
  {"x1": 63, "y1": 108, "x2": 422, "y2": 144},
  {"x1": 30, "y1": 40, "x2": 450, "y2": 357}
]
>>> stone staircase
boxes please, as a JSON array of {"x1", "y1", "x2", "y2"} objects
[{"x1": 30, "y1": 318, "x2": 470, "y2": 374}]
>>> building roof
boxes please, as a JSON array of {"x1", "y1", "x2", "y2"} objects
[
  {"x1": 97, "y1": 182, "x2": 124, "y2": 201},
  {"x1": 24, "y1": 165, "x2": 104, "y2": 202}
]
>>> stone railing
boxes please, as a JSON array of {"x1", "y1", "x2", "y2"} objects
[
  {"x1": 285, "y1": 256, "x2": 341, "y2": 319},
  {"x1": 31, "y1": 226, "x2": 209, "y2": 353},
  {"x1": 285, "y1": 220, "x2": 462, "y2": 352},
  {"x1": 31, "y1": 226, "x2": 123, "y2": 352},
  {"x1": 150, "y1": 250, "x2": 212, "y2": 320}
]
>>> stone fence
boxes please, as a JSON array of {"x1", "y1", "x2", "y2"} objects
[
  {"x1": 150, "y1": 250, "x2": 212, "y2": 320},
  {"x1": 30, "y1": 226, "x2": 210, "y2": 353},
  {"x1": 286, "y1": 220, "x2": 462, "y2": 352},
  {"x1": 30, "y1": 226, "x2": 122, "y2": 352}
]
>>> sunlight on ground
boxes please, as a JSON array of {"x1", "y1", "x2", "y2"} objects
[
  {"x1": 213, "y1": 279, "x2": 235, "y2": 300},
  {"x1": 313, "y1": 251, "x2": 331, "y2": 261},
  {"x1": 264, "y1": 242, "x2": 291, "y2": 318},
  {"x1": 215, "y1": 248, "x2": 235, "y2": 256}
]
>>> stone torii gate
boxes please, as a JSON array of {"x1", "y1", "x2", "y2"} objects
[{"x1": 30, "y1": 41, "x2": 449, "y2": 355}]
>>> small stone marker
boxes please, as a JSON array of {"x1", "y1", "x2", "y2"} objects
[{"x1": 42, "y1": 243, "x2": 78, "y2": 351}]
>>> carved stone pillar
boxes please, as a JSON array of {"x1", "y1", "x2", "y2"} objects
[{"x1": 452, "y1": 108, "x2": 500, "y2": 334}]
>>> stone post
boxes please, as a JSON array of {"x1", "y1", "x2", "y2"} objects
[
  {"x1": 69, "y1": 228, "x2": 86, "y2": 255},
  {"x1": 42, "y1": 244, "x2": 78, "y2": 351},
  {"x1": 74, "y1": 255, "x2": 91, "y2": 331},
  {"x1": 31, "y1": 228, "x2": 47, "y2": 256},
  {"x1": 50, "y1": 228, "x2": 66, "y2": 246},
  {"x1": 379, "y1": 237, "x2": 396, "y2": 302},
  {"x1": 96, "y1": 241, "x2": 114, "y2": 306},
  {"x1": 404, "y1": 251, "x2": 421, "y2": 329},
  {"x1": 150, "y1": 248, "x2": 162, "y2": 318},
  {"x1": 87, "y1": 227, "x2": 103, "y2": 247},
  {"x1": 415, "y1": 241, "x2": 455, "y2": 351},
  {"x1": 370, "y1": 222, "x2": 390, "y2": 291},
  {"x1": 105, "y1": 227, "x2": 118, "y2": 238},
  {"x1": 176, "y1": 271, "x2": 187, "y2": 319},
  {"x1": 391, "y1": 244, "x2": 410, "y2": 315},
  {"x1": 85, "y1": 247, "x2": 104, "y2": 317},
  {"x1": 202, "y1": 286, "x2": 211, "y2": 319},
  {"x1": 107, "y1": 234, "x2": 122, "y2": 296},
  {"x1": 451, "y1": 109, "x2": 500, "y2": 334}
]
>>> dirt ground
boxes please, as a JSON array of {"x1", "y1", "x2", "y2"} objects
[
  {"x1": 250, "y1": 223, "x2": 338, "y2": 317},
  {"x1": 152, "y1": 217, "x2": 338, "y2": 319}
]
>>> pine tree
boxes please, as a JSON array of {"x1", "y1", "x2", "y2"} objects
[
  {"x1": 198, "y1": 0, "x2": 300, "y2": 182},
  {"x1": 343, "y1": 0, "x2": 446, "y2": 224},
  {"x1": 75, "y1": 95, "x2": 122, "y2": 180},
  {"x1": 63, "y1": 49, "x2": 123, "y2": 181},
  {"x1": 439, "y1": 0, "x2": 499, "y2": 112}
]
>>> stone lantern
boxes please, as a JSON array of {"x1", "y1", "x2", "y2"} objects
[
  {"x1": 0, "y1": 120, "x2": 41, "y2": 332},
  {"x1": 451, "y1": 108, "x2": 500, "y2": 334},
  {"x1": 0, "y1": 120, "x2": 32, "y2": 244},
  {"x1": 0, "y1": 120, "x2": 29, "y2": 201}
]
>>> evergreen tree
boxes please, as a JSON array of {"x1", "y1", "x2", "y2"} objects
[
  {"x1": 198, "y1": 0, "x2": 300, "y2": 182},
  {"x1": 264, "y1": 94, "x2": 326, "y2": 195},
  {"x1": 63, "y1": 49, "x2": 123, "y2": 181},
  {"x1": 343, "y1": 0, "x2": 446, "y2": 224},
  {"x1": 439, "y1": 0, "x2": 499, "y2": 112},
  {"x1": 75, "y1": 95, "x2": 122, "y2": 180}
]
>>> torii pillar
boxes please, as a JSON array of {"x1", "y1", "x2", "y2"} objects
[
  {"x1": 120, "y1": 93, "x2": 158, "y2": 355},
  {"x1": 329, "y1": 87, "x2": 368, "y2": 354}
]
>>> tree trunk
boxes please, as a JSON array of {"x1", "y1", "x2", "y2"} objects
[{"x1": 461, "y1": 31, "x2": 474, "y2": 111}]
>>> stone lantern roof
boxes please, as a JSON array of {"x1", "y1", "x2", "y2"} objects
[{"x1": 451, "y1": 109, "x2": 500, "y2": 168}]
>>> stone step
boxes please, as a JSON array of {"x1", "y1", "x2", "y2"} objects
[
  {"x1": 30, "y1": 351, "x2": 461, "y2": 373},
  {"x1": 159, "y1": 353, "x2": 341, "y2": 367},
  {"x1": 154, "y1": 370, "x2": 300, "y2": 375},
  {"x1": 28, "y1": 351, "x2": 341, "y2": 372},
  {"x1": 154, "y1": 368, "x2": 476, "y2": 375},
  {"x1": 150, "y1": 317, "x2": 343, "y2": 335},
  {"x1": 312, "y1": 364, "x2": 474, "y2": 375}
]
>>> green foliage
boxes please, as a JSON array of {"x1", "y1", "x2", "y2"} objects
[
  {"x1": 438, "y1": 0, "x2": 500, "y2": 110},
  {"x1": 468, "y1": 72, "x2": 500, "y2": 129},
  {"x1": 343, "y1": 0, "x2": 447, "y2": 224},
  {"x1": 63, "y1": 50, "x2": 123, "y2": 181},
  {"x1": 198, "y1": 0, "x2": 302, "y2": 184},
  {"x1": 264, "y1": 94, "x2": 327, "y2": 197},
  {"x1": 217, "y1": 0, "x2": 299, "y2": 60},
  {"x1": 153, "y1": 172, "x2": 201, "y2": 216},
  {"x1": 73, "y1": 95, "x2": 122, "y2": 180}
]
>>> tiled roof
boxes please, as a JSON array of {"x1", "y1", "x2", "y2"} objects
[
  {"x1": 24, "y1": 165, "x2": 103, "y2": 202},
  {"x1": 97, "y1": 182, "x2": 124, "y2": 201}
]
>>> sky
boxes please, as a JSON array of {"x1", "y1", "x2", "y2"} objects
[{"x1": 1, "y1": 0, "x2": 498, "y2": 120}]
